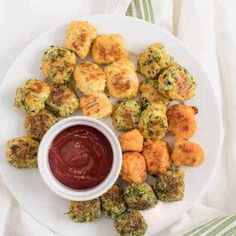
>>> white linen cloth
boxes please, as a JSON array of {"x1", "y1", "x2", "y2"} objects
[{"x1": 0, "y1": 0, "x2": 236, "y2": 235}]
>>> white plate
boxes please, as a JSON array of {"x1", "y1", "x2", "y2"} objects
[{"x1": 0, "y1": 15, "x2": 222, "y2": 236}]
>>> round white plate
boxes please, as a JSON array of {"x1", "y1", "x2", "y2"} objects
[{"x1": 0, "y1": 15, "x2": 222, "y2": 236}]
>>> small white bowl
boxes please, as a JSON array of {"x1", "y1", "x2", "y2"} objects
[{"x1": 38, "y1": 116, "x2": 122, "y2": 201}]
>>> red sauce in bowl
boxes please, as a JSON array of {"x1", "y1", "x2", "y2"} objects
[{"x1": 48, "y1": 125, "x2": 113, "y2": 189}]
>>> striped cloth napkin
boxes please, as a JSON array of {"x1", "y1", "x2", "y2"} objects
[
  {"x1": 182, "y1": 215, "x2": 236, "y2": 236},
  {"x1": 123, "y1": 0, "x2": 236, "y2": 236},
  {"x1": 126, "y1": 0, "x2": 155, "y2": 23}
]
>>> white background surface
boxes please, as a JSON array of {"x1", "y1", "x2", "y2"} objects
[{"x1": 0, "y1": 0, "x2": 236, "y2": 235}]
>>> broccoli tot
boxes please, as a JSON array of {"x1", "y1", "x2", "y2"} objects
[
  {"x1": 46, "y1": 84, "x2": 79, "y2": 117},
  {"x1": 157, "y1": 63, "x2": 196, "y2": 101},
  {"x1": 112, "y1": 99, "x2": 141, "y2": 131},
  {"x1": 138, "y1": 104, "x2": 168, "y2": 141},
  {"x1": 124, "y1": 183, "x2": 157, "y2": 210},
  {"x1": 101, "y1": 185, "x2": 126, "y2": 218},
  {"x1": 154, "y1": 166, "x2": 185, "y2": 202},
  {"x1": 14, "y1": 79, "x2": 50, "y2": 115},
  {"x1": 6, "y1": 137, "x2": 39, "y2": 168},
  {"x1": 24, "y1": 109, "x2": 57, "y2": 140},
  {"x1": 42, "y1": 46, "x2": 76, "y2": 85},
  {"x1": 68, "y1": 199, "x2": 101, "y2": 222},
  {"x1": 139, "y1": 79, "x2": 170, "y2": 109},
  {"x1": 137, "y1": 43, "x2": 173, "y2": 79},
  {"x1": 114, "y1": 211, "x2": 147, "y2": 236}
]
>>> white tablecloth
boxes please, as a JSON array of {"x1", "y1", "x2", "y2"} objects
[{"x1": 0, "y1": 0, "x2": 236, "y2": 235}]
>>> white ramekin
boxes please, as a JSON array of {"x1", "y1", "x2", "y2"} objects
[{"x1": 38, "y1": 116, "x2": 122, "y2": 201}]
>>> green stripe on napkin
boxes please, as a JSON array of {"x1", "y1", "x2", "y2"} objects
[
  {"x1": 126, "y1": 0, "x2": 154, "y2": 23},
  {"x1": 183, "y1": 215, "x2": 236, "y2": 236}
]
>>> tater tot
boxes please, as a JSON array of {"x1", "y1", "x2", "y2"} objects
[
  {"x1": 46, "y1": 84, "x2": 79, "y2": 117},
  {"x1": 80, "y1": 93, "x2": 112, "y2": 119},
  {"x1": 139, "y1": 79, "x2": 170, "y2": 109},
  {"x1": 143, "y1": 140, "x2": 170, "y2": 174},
  {"x1": 74, "y1": 61, "x2": 106, "y2": 95},
  {"x1": 119, "y1": 129, "x2": 144, "y2": 152},
  {"x1": 91, "y1": 34, "x2": 128, "y2": 64},
  {"x1": 65, "y1": 21, "x2": 97, "y2": 59},
  {"x1": 171, "y1": 140, "x2": 204, "y2": 166},
  {"x1": 167, "y1": 104, "x2": 198, "y2": 140},
  {"x1": 121, "y1": 152, "x2": 147, "y2": 184},
  {"x1": 105, "y1": 58, "x2": 139, "y2": 99}
]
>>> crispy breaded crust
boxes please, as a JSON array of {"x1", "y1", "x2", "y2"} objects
[
  {"x1": 112, "y1": 99, "x2": 141, "y2": 131},
  {"x1": 69, "y1": 199, "x2": 101, "y2": 222},
  {"x1": 65, "y1": 21, "x2": 97, "y2": 59},
  {"x1": 114, "y1": 211, "x2": 147, "y2": 236},
  {"x1": 91, "y1": 34, "x2": 128, "y2": 64},
  {"x1": 167, "y1": 104, "x2": 197, "y2": 140},
  {"x1": 143, "y1": 140, "x2": 170, "y2": 174},
  {"x1": 105, "y1": 58, "x2": 139, "y2": 98},
  {"x1": 121, "y1": 152, "x2": 147, "y2": 184},
  {"x1": 138, "y1": 104, "x2": 168, "y2": 141},
  {"x1": 119, "y1": 129, "x2": 143, "y2": 152},
  {"x1": 80, "y1": 93, "x2": 112, "y2": 119},
  {"x1": 74, "y1": 61, "x2": 106, "y2": 95},
  {"x1": 171, "y1": 140, "x2": 204, "y2": 166}
]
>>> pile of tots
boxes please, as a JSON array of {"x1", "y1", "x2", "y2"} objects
[{"x1": 6, "y1": 20, "x2": 205, "y2": 236}]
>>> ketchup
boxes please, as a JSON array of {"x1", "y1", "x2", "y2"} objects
[{"x1": 49, "y1": 125, "x2": 113, "y2": 189}]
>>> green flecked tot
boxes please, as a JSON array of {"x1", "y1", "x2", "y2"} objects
[
  {"x1": 42, "y1": 46, "x2": 76, "y2": 85},
  {"x1": 138, "y1": 104, "x2": 168, "y2": 141},
  {"x1": 69, "y1": 199, "x2": 101, "y2": 222},
  {"x1": 112, "y1": 99, "x2": 141, "y2": 131},
  {"x1": 137, "y1": 43, "x2": 173, "y2": 79},
  {"x1": 114, "y1": 211, "x2": 147, "y2": 236},
  {"x1": 6, "y1": 137, "x2": 39, "y2": 168},
  {"x1": 139, "y1": 79, "x2": 170, "y2": 109},
  {"x1": 157, "y1": 63, "x2": 196, "y2": 101},
  {"x1": 46, "y1": 84, "x2": 79, "y2": 117},
  {"x1": 124, "y1": 183, "x2": 157, "y2": 210},
  {"x1": 24, "y1": 109, "x2": 58, "y2": 140},
  {"x1": 101, "y1": 185, "x2": 126, "y2": 218},
  {"x1": 154, "y1": 165, "x2": 185, "y2": 202},
  {"x1": 14, "y1": 78, "x2": 50, "y2": 115}
]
